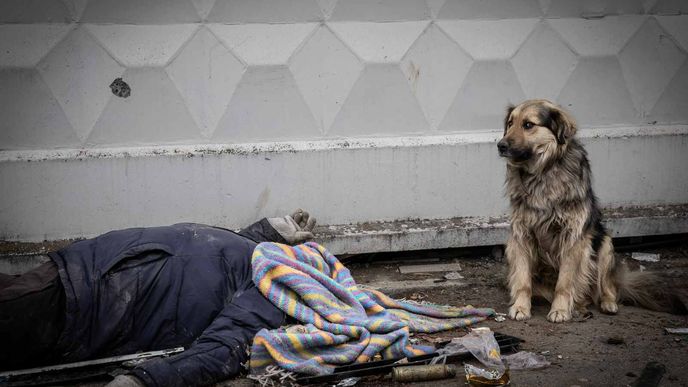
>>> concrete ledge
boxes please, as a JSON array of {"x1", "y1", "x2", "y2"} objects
[
  {"x1": 2, "y1": 205, "x2": 685, "y2": 264},
  {"x1": 318, "y1": 204, "x2": 688, "y2": 255},
  {"x1": 317, "y1": 216, "x2": 510, "y2": 255}
]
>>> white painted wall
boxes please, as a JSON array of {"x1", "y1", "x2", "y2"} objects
[{"x1": 1, "y1": 0, "x2": 688, "y2": 245}]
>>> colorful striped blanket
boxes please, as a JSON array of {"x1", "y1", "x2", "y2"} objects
[{"x1": 249, "y1": 242, "x2": 495, "y2": 376}]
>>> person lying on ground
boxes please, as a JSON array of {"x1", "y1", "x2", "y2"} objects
[{"x1": 0, "y1": 210, "x2": 316, "y2": 387}]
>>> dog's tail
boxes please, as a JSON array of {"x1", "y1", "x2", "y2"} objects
[{"x1": 616, "y1": 265, "x2": 688, "y2": 315}]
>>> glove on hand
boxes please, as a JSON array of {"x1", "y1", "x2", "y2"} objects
[
  {"x1": 105, "y1": 375, "x2": 146, "y2": 387},
  {"x1": 268, "y1": 209, "x2": 316, "y2": 244}
]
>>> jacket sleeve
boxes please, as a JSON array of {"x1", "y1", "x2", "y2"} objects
[
  {"x1": 130, "y1": 286, "x2": 285, "y2": 387},
  {"x1": 237, "y1": 218, "x2": 288, "y2": 244}
]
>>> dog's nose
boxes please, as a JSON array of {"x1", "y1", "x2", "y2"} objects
[{"x1": 497, "y1": 140, "x2": 509, "y2": 154}]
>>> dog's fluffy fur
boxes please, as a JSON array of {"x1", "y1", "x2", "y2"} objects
[{"x1": 498, "y1": 99, "x2": 686, "y2": 322}]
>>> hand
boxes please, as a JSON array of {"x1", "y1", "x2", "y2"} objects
[
  {"x1": 268, "y1": 209, "x2": 317, "y2": 244},
  {"x1": 105, "y1": 374, "x2": 145, "y2": 387},
  {"x1": 291, "y1": 209, "x2": 316, "y2": 231}
]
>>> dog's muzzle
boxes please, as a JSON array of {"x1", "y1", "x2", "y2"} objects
[{"x1": 497, "y1": 139, "x2": 531, "y2": 161}]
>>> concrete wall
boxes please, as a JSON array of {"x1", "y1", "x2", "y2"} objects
[{"x1": 1, "y1": 0, "x2": 688, "y2": 248}]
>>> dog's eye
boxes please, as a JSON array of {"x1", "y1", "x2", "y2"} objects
[
  {"x1": 523, "y1": 121, "x2": 534, "y2": 130},
  {"x1": 507, "y1": 120, "x2": 513, "y2": 127}
]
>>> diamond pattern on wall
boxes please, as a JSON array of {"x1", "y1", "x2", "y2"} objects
[
  {"x1": 189, "y1": 0, "x2": 218, "y2": 20},
  {"x1": 37, "y1": 27, "x2": 125, "y2": 141},
  {"x1": 2, "y1": 6, "x2": 688, "y2": 151},
  {"x1": 290, "y1": 26, "x2": 363, "y2": 132},
  {"x1": 207, "y1": 0, "x2": 323, "y2": 23},
  {"x1": 558, "y1": 57, "x2": 640, "y2": 126},
  {"x1": 438, "y1": 19, "x2": 538, "y2": 60},
  {"x1": 512, "y1": 21, "x2": 578, "y2": 101},
  {"x1": 317, "y1": 0, "x2": 339, "y2": 18},
  {"x1": 643, "y1": 0, "x2": 660, "y2": 13},
  {"x1": 87, "y1": 68, "x2": 202, "y2": 146},
  {"x1": 329, "y1": 64, "x2": 429, "y2": 136},
  {"x1": 329, "y1": 0, "x2": 430, "y2": 21},
  {"x1": 439, "y1": 61, "x2": 526, "y2": 131},
  {"x1": 437, "y1": 0, "x2": 542, "y2": 19},
  {"x1": 656, "y1": 15, "x2": 688, "y2": 52},
  {"x1": 81, "y1": 0, "x2": 201, "y2": 23},
  {"x1": 548, "y1": 16, "x2": 646, "y2": 56},
  {"x1": 426, "y1": 0, "x2": 447, "y2": 18},
  {"x1": 538, "y1": 0, "x2": 552, "y2": 14},
  {"x1": 0, "y1": 69, "x2": 80, "y2": 149},
  {"x1": 209, "y1": 23, "x2": 318, "y2": 65},
  {"x1": 401, "y1": 24, "x2": 472, "y2": 129},
  {"x1": 86, "y1": 24, "x2": 198, "y2": 67},
  {"x1": 60, "y1": 0, "x2": 88, "y2": 21},
  {"x1": 213, "y1": 67, "x2": 321, "y2": 142},
  {"x1": 0, "y1": 24, "x2": 73, "y2": 68},
  {"x1": 328, "y1": 21, "x2": 429, "y2": 63},
  {"x1": 649, "y1": 61, "x2": 688, "y2": 124},
  {"x1": 166, "y1": 27, "x2": 245, "y2": 137},
  {"x1": 619, "y1": 18, "x2": 686, "y2": 115}
]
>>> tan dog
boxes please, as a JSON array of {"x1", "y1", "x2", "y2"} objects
[{"x1": 498, "y1": 99, "x2": 685, "y2": 322}]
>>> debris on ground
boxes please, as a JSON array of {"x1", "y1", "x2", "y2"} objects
[
  {"x1": 247, "y1": 365, "x2": 297, "y2": 387},
  {"x1": 392, "y1": 364, "x2": 457, "y2": 382},
  {"x1": 575, "y1": 311, "x2": 594, "y2": 322},
  {"x1": 502, "y1": 351, "x2": 550, "y2": 370},
  {"x1": 436, "y1": 328, "x2": 532, "y2": 386},
  {"x1": 630, "y1": 252, "x2": 661, "y2": 262},
  {"x1": 0, "y1": 347, "x2": 185, "y2": 386},
  {"x1": 444, "y1": 271, "x2": 464, "y2": 280},
  {"x1": 414, "y1": 333, "x2": 451, "y2": 344},
  {"x1": 664, "y1": 327, "x2": 688, "y2": 334},
  {"x1": 366, "y1": 278, "x2": 468, "y2": 294},
  {"x1": 398, "y1": 262, "x2": 463, "y2": 274},
  {"x1": 606, "y1": 336, "x2": 625, "y2": 345},
  {"x1": 465, "y1": 364, "x2": 510, "y2": 386},
  {"x1": 633, "y1": 361, "x2": 666, "y2": 387},
  {"x1": 294, "y1": 331, "x2": 522, "y2": 385},
  {"x1": 409, "y1": 292, "x2": 427, "y2": 301},
  {"x1": 335, "y1": 377, "x2": 361, "y2": 386},
  {"x1": 494, "y1": 313, "x2": 506, "y2": 323}
]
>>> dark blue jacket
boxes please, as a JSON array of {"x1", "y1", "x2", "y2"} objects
[{"x1": 48, "y1": 220, "x2": 287, "y2": 387}]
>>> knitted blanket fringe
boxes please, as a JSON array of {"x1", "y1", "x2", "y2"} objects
[{"x1": 249, "y1": 242, "x2": 495, "y2": 376}]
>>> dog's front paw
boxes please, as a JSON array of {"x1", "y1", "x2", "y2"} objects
[
  {"x1": 508, "y1": 304, "x2": 531, "y2": 321},
  {"x1": 547, "y1": 308, "x2": 571, "y2": 323},
  {"x1": 600, "y1": 301, "x2": 618, "y2": 314}
]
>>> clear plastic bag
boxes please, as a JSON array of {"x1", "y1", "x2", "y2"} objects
[
  {"x1": 437, "y1": 328, "x2": 548, "y2": 386},
  {"x1": 503, "y1": 351, "x2": 550, "y2": 370},
  {"x1": 437, "y1": 328, "x2": 505, "y2": 372}
]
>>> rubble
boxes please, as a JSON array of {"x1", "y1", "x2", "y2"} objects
[
  {"x1": 664, "y1": 327, "x2": 688, "y2": 334},
  {"x1": 630, "y1": 252, "x2": 660, "y2": 262},
  {"x1": 399, "y1": 262, "x2": 463, "y2": 274}
]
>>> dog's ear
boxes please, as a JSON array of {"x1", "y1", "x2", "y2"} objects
[
  {"x1": 548, "y1": 107, "x2": 577, "y2": 144},
  {"x1": 504, "y1": 105, "x2": 515, "y2": 135}
]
